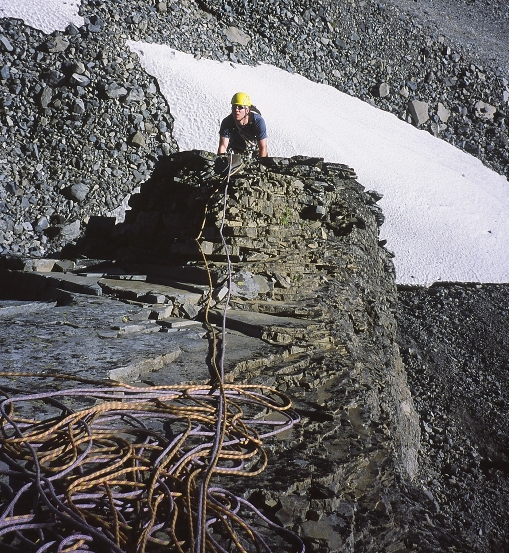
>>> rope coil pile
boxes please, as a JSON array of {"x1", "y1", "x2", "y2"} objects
[{"x1": 0, "y1": 377, "x2": 302, "y2": 552}]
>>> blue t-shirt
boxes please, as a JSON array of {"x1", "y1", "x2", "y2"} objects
[{"x1": 219, "y1": 112, "x2": 267, "y2": 154}]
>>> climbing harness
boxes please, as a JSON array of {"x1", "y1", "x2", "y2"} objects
[
  {"x1": 233, "y1": 119, "x2": 258, "y2": 157},
  {"x1": 233, "y1": 107, "x2": 263, "y2": 158}
]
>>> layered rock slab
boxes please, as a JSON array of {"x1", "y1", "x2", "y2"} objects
[
  {"x1": 0, "y1": 151, "x2": 423, "y2": 552},
  {"x1": 87, "y1": 151, "x2": 422, "y2": 551}
]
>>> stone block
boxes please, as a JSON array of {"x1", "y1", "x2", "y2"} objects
[
  {"x1": 32, "y1": 259, "x2": 56, "y2": 272},
  {"x1": 474, "y1": 100, "x2": 496, "y2": 121},
  {"x1": 149, "y1": 305, "x2": 174, "y2": 320},
  {"x1": 378, "y1": 82, "x2": 390, "y2": 97},
  {"x1": 144, "y1": 293, "x2": 166, "y2": 304},
  {"x1": 252, "y1": 274, "x2": 270, "y2": 294},
  {"x1": 156, "y1": 317, "x2": 202, "y2": 329},
  {"x1": 180, "y1": 302, "x2": 200, "y2": 319},
  {"x1": 52, "y1": 259, "x2": 76, "y2": 273},
  {"x1": 225, "y1": 26, "x2": 251, "y2": 46},
  {"x1": 108, "y1": 349, "x2": 181, "y2": 381},
  {"x1": 437, "y1": 102, "x2": 450, "y2": 123},
  {"x1": 407, "y1": 100, "x2": 429, "y2": 126},
  {"x1": 213, "y1": 286, "x2": 229, "y2": 302}
]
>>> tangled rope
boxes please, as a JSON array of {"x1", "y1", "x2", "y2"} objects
[{"x1": 0, "y1": 377, "x2": 302, "y2": 553}]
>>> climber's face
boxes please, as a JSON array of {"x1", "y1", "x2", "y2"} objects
[{"x1": 232, "y1": 105, "x2": 249, "y2": 122}]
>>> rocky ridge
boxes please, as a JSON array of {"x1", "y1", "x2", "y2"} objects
[
  {"x1": 2, "y1": 151, "x2": 424, "y2": 552},
  {"x1": 2, "y1": 149, "x2": 507, "y2": 551}
]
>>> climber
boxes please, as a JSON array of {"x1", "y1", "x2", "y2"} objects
[{"x1": 218, "y1": 92, "x2": 268, "y2": 158}]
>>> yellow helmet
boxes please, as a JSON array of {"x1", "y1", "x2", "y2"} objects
[{"x1": 231, "y1": 92, "x2": 251, "y2": 106}]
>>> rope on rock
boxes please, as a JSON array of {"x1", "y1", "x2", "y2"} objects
[
  {"x1": 194, "y1": 151, "x2": 235, "y2": 553},
  {"x1": 0, "y1": 153, "x2": 304, "y2": 553},
  {"x1": 0, "y1": 377, "x2": 301, "y2": 552}
]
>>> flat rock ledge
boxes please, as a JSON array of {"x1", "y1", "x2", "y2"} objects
[{"x1": 0, "y1": 151, "x2": 435, "y2": 552}]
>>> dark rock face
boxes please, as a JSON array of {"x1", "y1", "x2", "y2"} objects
[{"x1": 1, "y1": 151, "x2": 422, "y2": 552}]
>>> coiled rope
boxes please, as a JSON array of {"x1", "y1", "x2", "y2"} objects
[
  {"x1": 0, "y1": 377, "x2": 300, "y2": 553},
  {"x1": 0, "y1": 153, "x2": 304, "y2": 553}
]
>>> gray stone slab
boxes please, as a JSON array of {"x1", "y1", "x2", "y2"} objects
[
  {"x1": 0, "y1": 295, "x2": 211, "y2": 387},
  {"x1": 0, "y1": 300, "x2": 57, "y2": 317},
  {"x1": 157, "y1": 317, "x2": 204, "y2": 328},
  {"x1": 98, "y1": 278, "x2": 203, "y2": 305},
  {"x1": 144, "y1": 327, "x2": 280, "y2": 387},
  {"x1": 0, "y1": 294, "x2": 281, "y2": 393},
  {"x1": 108, "y1": 348, "x2": 181, "y2": 381},
  {"x1": 208, "y1": 308, "x2": 320, "y2": 338},
  {"x1": 111, "y1": 321, "x2": 161, "y2": 334},
  {"x1": 0, "y1": 270, "x2": 103, "y2": 300},
  {"x1": 147, "y1": 277, "x2": 209, "y2": 294},
  {"x1": 42, "y1": 273, "x2": 104, "y2": 296},
  {"x1": 116, "y1": 274, "x2": 147, "y2": 281}
]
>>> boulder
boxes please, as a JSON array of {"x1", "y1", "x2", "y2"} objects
[{"x1": 408, "y1": 100, "x2": 429, "y2": 126}]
